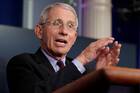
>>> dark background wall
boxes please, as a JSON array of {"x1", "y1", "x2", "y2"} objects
[
  {"x1": 112, "y1": 0, "x2": 140, "y2": 68},
  {"x1": 0, "y1": 0, "x2": 23, "y2": 27}
]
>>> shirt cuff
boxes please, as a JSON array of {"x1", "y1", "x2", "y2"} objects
[{"x1": 72, "y1": 59, "x2": 86, "y2": 74}]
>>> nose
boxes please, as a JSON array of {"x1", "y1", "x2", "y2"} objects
[{"x1": 59, "y1": 25, "x2": 68, "y2": 36}]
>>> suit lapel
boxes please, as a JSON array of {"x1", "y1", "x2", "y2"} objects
[
  {"x1": 65, "y1": 56, "x2": 73, "y2": 66},
  {"x1": 35, "y1": 48, "x2": 73, "y2": 73},
  {"x1": 35, "y1": 48, "x2": 55, "y2": 74}
]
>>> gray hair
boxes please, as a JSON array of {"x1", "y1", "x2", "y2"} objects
[{"x1": 38, "y1": 2, "x2": 78, "y2": 28}]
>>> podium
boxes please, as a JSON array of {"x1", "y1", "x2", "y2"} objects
[{"x1": 53, "y1": 66, "x2": 140, "y2": 93}]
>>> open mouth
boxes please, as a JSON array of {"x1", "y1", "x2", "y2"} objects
[{"x1": 55, "y1": 39, "x2": 67, "y2": 44}]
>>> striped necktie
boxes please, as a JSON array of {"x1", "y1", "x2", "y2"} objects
[{"x1": 57, "y1": 60, "x2": 64, "y2": 70}]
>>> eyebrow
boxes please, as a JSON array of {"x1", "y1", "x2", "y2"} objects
[{"x1": 47, "y1": 18, "x2": 76, "y2": 24}]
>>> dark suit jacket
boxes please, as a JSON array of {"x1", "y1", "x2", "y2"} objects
[{"x1": 7, "y1": 48, "x2": 83, "y2": 93}]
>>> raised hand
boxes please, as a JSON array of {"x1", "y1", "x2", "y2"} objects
[
  {"x1": 76, "y1": 37, "x2": 115, "y2": 65},
  {"x1": 95, "y1": 41, "x2": 122, "y2": 70}
]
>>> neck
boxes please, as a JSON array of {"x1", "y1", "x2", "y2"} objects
[{"x1": 42, "y1": 48, "x2": 66, "y2": 60}]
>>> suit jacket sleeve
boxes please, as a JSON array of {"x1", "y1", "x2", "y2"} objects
[{"x1": 7, "y1": 53, "x2": 83, "y2": 93}]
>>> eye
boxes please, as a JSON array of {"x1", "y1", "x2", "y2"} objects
[
  {"x1": 52, "y1": 19, "x2": 62, "y2": 26},
  {"x1": 52, "y1": 20, "x2": 60, "y2": 26},
  {"x1": 67, "y1": 22, "x2": 75, "y2": 29},
  {"x1": 68, "y1": 23, "x2": 74, "y2": 28}
]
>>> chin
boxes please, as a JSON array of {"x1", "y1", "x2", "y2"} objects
[{"x1": 55, "y1": 49, "x2": 68, "y2": 55}]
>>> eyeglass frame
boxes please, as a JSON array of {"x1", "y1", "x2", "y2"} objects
[{"x1": 40, "y1": 18, "x2": 78, "y2": 31}]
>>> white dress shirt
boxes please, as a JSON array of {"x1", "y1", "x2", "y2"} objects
[{"x1": 41, "y1": 49, "x2": 86, "y2": 73}]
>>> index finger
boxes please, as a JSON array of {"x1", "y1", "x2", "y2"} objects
[{"x1": 92, "y1": 37, "x2": 114, "y2": 50}]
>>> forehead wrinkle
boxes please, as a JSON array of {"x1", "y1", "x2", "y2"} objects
[{"x1": 47, "y1": 7, "x2": 76, "y2": 23}]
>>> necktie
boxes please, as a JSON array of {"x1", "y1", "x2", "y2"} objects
[{"x1": 57, "y1": 60, "x2": 64, "y2": 70}]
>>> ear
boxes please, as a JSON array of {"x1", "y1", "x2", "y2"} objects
[{"x1": 34, "y1": 24, "x2": 43, "y2": 40}]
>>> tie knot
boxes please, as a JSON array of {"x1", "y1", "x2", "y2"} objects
[{"x1": 57, "y1": 60, "x2": 64, "y2": 70}]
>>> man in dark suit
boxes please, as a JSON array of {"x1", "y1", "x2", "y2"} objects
[{"x1": 7, "y1": 2, "x2": 121, "y2": 93}]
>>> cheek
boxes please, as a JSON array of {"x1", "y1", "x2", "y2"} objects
[
  {"x1": 42, "y1": 30, "x2": 54, "y2": 47},
  {"x1": 68, "y1": 34, "x2": 77, "y2": 46}
]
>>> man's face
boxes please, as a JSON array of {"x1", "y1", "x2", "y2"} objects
[{"x1": 37, "y1": 6, "x2": 77, "y2": 58}]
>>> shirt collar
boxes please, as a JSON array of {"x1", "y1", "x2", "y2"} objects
[{"x1": 41, "y1": 49, "x2": 66, "y2": 72}]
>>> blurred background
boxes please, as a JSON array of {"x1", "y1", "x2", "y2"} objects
[{"x1": 0, "y1": 0, "x2": 140, "y2": 93}]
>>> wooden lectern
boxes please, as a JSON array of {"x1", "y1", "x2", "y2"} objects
[{"x1": 53, "y1": 66, "x2": 140, "y2": 93}]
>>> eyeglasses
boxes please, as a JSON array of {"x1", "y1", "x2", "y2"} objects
[{"x1": 44, "y1": 19, "x2": 77, "y2": 31}]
